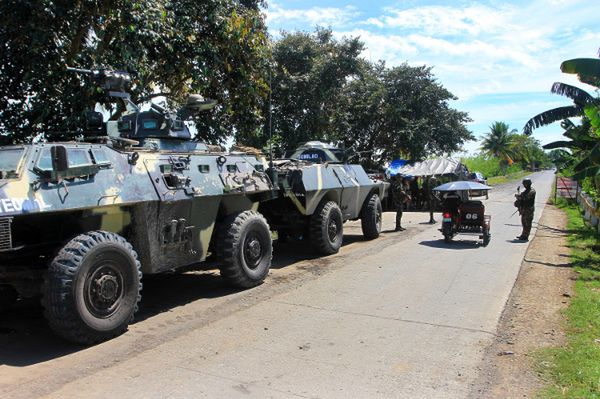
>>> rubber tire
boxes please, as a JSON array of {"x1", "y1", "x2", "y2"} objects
[
  {"x1": 217, "y1": 211, "x2": 272, "y2": 288},
  {"x1": 483, "y1": 226, "x2": 491, "y2": 247},
  {"x1": 442, "y1": 223, "x2": 453, "y2": 244},
  {"x1": 361, "y1": 193, "x2": 382, "y2": 240},
  {"x1": 43, "y1": 231, "x2": 142, "y2": 345},
  {"x1": 0, "y1": 285, "x2": 18, "y2": 312},
  {"x1": 310, "y1": 201, "x2": 343, "y2": 255}
]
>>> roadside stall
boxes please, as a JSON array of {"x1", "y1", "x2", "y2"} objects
[{"x1": 384, "y1": 158, "x2": 469, "y2": 212}]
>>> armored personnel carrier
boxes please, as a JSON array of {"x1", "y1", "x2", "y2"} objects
[
  {"x1": 260, "y1": 141, "x2": 387, "y2": 255},
  {"x1": 0, "y1": 68, "x2": 274, "y2": 344}
]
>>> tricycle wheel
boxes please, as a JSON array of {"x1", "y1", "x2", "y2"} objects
[
  {"x1": 483, "y1": 232, "x2": 491, "y2": 247},
  {"x1": 442, "y1": 222, "x2": 453, "y2": 244}
]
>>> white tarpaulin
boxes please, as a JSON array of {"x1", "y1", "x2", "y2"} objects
[{"x1": 397, "y1": 158, "x2": 468, "y2": 177}]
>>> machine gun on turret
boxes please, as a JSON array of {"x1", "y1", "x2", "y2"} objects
[
  {"x1": 67, "y1": 66, "x2": 217, "y2": 149},
  {"x1": 66, "y1": 66, "x2": 132, "y2": 99}
]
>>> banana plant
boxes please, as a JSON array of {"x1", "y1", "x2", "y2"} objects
[{"x1": 525, "y1": 54, "x2": 600, "y2": 184}]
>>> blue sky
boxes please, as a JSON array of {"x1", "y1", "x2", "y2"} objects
[{"x1": 264, "y1": 0, "x2": 600, "y2": 155}]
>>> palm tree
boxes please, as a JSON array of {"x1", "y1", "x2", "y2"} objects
[{"x1": 480, "y1": 122, "x2": 517, "y2": 168}]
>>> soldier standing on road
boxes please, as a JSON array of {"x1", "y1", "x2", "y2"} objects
[
  {"x1": 392, "y1": 175, "x2": 411, "y2": 231},
  {"x1": 515, "y1": 178, "x2": 536, "y2": 241},
  {"x1": 425, "y1": 176, "x2": 438, "y2": 224}
]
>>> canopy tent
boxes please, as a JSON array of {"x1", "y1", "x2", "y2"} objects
[
  {"x1": 385, "y1": 159, "x2": 408, "y2": 177},
  {"x1": 433, "y1": 181, "x2": 492, "y2": 191},
  {"x1": 397, "y1": 157, "x2": 468, "y2": 178}
]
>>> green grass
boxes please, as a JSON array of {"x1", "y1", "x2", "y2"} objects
[
  {"x1": 487, "y1": 170, "x2": 531, "y2": 186},
  {"x1": 536, "y1": 197, "x2": 600, "y2": 398},
  {"x1": 463, "y1": 155, "x2": 520, "y2": 178}
]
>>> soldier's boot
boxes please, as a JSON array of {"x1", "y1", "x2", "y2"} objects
[
  {"x1": 395, "y1": 213, "x2": 405, "y2": 231},
  {"x1": 428, "y1": 212, "x2": 436, "y2": 224},
  {"x1": 517, "y1": 226, "x2": 530, "y2": 241}
]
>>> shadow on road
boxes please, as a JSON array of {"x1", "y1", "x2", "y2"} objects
[
  {"x1": 418, "y1": 239, "x2": 482, "y2": 250},
  {"x1": 0, "y1": 232, "x2": 367, "y2": 366},
  {"x1": 524, "y1": 259, "x2": 572, "y2": 268},
  {"x1": 271, "y1": 233, "x2": 365, "y2": 270}
]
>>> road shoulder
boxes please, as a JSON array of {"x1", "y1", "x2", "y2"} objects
[{"x1": 470, "y1": 203, "x2": 575, "y2": 398}]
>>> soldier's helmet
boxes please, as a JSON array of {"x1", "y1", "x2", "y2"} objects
[{"x1": 522, "y1": 178, "x2": 532, "y2": 187}]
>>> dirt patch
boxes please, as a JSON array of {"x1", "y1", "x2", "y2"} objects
[{"x1": 471, "y1": 204, "x2": 575, "y2": 398}]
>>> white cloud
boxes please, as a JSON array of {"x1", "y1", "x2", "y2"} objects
[
  {"x1": 265, "y1": 2, "x2": 359, "y2": 30},
  {"x1": 266, "y1": 0, "x2": 599, "y2": 153},
  {"x1": 365, "y1": 4, "x2": 514, "y2": 37}
]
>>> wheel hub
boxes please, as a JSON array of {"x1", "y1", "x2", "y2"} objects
[
  {"x1": 328, "y1": 220, "x2": 338, "y2": 241},
  {"x1": 86, "y1": 265, "x2": 123, "y2": 317},
  {"x1": 244, "y1": 234, "x2": 263, "y2": 269},
  {"x1": 95, "y1": 274, "x2": 119, "y2": 302}
]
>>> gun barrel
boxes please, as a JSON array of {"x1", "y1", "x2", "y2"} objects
[{"x1": 66, "y1": 66, "x2": 93, "y2": 74}]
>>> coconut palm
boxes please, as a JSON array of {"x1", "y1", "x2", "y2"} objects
[{"x1": 480, "y1": 121, "x2": 517, "y2": 166}]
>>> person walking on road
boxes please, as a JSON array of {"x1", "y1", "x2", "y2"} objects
[
  {"x1": 514, "y1": 178, "x2": 536, "y2": 241},
  {"x1": 392, "y1": 175, "x2": 411, "y2": 231}
]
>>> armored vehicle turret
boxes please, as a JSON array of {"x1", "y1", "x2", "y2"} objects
[
  {"x1": 0, "y1": 67, "x2": 274, "y2": 344},
  {"x1": 260, "y1": 141, "x2": 387, "y2": 255}
]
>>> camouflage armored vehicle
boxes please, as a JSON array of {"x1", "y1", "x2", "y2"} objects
[
  {"x1": 260, "y1": 141, "x2": 387, "y2": 255},
  {"x1": 0, "y1": 68, "x2": 274, "y2": 344}
]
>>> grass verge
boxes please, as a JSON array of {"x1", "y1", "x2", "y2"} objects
[
  {"x1": 536, "y1": 197, "x2": 600, "y2": 398},
  {"x1": 487, "y1": 170, "x2": 531, "y2": 186}
]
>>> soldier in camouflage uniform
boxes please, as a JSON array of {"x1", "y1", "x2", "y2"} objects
[
  {"x1": 392, "y1": 175, "x2": 411, "y2": 231},
  {"x1": 515, "y1": 178, "x2": 536, "y2": 241},
  {"x1": 425, "y1": 176, "x2": 438, "y2": 224}
]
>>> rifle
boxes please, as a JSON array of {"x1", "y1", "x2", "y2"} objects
[{"x1": 510, "y1": 185, "x2": 522, "y2": 218}]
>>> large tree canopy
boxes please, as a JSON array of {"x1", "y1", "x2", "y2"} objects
[
  {"x1": 0, "y1": 0, "x2": 269, "y2": 144},
  {"x1": 259, "y1": 28, "x2": 364, "y2": 152},
  {"x1": 266, "y1": 29, "x2": 473, "y2": 164},
  {"x1": 1, "y1": 11, "x2": 472, "y2": 167}
]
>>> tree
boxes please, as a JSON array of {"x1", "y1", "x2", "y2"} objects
[
  {"x1": 524, "y1": 52, "x2": 600, "y2": 187},
  {"x1": 379, "y1": 64, "x2": 473, "y2": 161},
  {"x1": 330, "y1": 59, "x2": 473, "y2": 167},
  {"x1": 480, "y1": 122, "x2": 517, "y2": 166},
  {"x1": 0, "y1": 0, "x2": 270, "y2": 145},
  {"x1": 510, "y1": 134, "x2": 550, "y2": 170},
  {"x1": 266, "y1": 28, "x2": 364, "y2": 154}
]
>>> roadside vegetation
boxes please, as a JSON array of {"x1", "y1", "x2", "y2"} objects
[
  {"x1": 536, "y1": 197, "x2": 600, "y2": 398},
  {"x1": 462, "y1": 121, "x2": 551, "y2": 182},
  {"x1": 524, "y1": 51, "x2": 600, "y2": 203}
]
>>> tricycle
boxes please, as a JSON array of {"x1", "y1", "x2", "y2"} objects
[{"x1": 434, "y1": 181, "x2": 492, "y2": 246}]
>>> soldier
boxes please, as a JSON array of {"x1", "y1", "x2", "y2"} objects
[
  {"x1": 425, "y1": 176, "x2": 438, "y2": 224},
  {"x1": 392, "y1": 175, "x2": 411, "y2": 231},
  {"x1": 515, "y1": 178, "x2": 536, "y2": 241}
]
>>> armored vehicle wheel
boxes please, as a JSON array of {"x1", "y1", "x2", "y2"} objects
[
  {"x1": 43, "y1": 231, "x2": 142, "y2": 345},
  {"x1": 217, "y1": 211, "x2": 272, "y2": 288},
  {"x1": 0, "y1": 285, "x2": 18, "y2": 311},
  {"x1": 310, "y1": 201, "x2": 343, "y2": 255},
  {"x1": 361, "y1": 193, "x2": 382, "y2": 240}
]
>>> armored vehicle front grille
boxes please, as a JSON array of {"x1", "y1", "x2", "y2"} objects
[{"x1": 0, "y1": 217, "x2": 13, "y2": 251}]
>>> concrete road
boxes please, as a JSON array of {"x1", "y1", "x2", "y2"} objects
[{"x1": 0, "y1": 171, "x2": 554, "y2": 398}]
